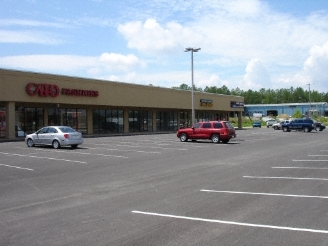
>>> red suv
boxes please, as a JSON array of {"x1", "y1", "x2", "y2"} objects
[{"x1": 177, "y1": 121, "x2": 236, "y2": 143}]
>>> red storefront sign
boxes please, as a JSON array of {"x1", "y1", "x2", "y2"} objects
[
  {"x1": 26, "y1": 83, "x2": 60, "y2": 97},
  {"x1": 26, "y1": 83, "x2": 99, "y2": 97}
]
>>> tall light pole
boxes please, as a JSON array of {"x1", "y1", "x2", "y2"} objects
[
  {"x1": 306, "y1": 83, "x2": 313, "y2": 117},
  {"x1": 185, "y1": 47, "x2": 201, "y2": 125}
]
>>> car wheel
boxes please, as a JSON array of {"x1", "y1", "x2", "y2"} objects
[
  {"x1": 316, "y1": 127, "x2": 320, "y2": 131},
  {"x1": 27, "y1": 138, "x2": 34, "y2": 147},
  {"x1": 52, "y1": 140, "x2": 60, "y2": 149},
  {"x1": 211, "y1": 134, "x2": 220, "y2": 143},
  {"x1": 180, "y1": 133, "x2": 188, "y2": 142},
  {"x1": 71, "y1": 144, "x2": 78, "y2": 149},
  {"x1": 303, "y1": 127, "x2": 309, "y2": 133},
  {"x1": 283, "y1": 127, "x2": 288, "y2": 132},
  {"x1": 273, "y1": 126, "x2": 277, "y2": 130}
]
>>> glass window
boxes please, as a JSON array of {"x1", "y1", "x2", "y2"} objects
[
  {"x1": 156, "y1": 111, "x2": 178, "y2": 131},
  {"x1": 213, "y1": 123, "x2": 223, "y2": 129},
  {"x1": 129, "y1": 110, "x2": 152, "y2": 132},
  {"x1": 179, "y1": 111, "x2": 190, "y2": 128},
  {"x1": 198, "y1": 112, "x2": 215, "y2": 122},
  {"x1": 203, "y1": 123, "x2": 211, "y2": 128},
  {"x1": 193, "y1": 123, "x2": 201, "y2": 128},
  {"x1": 37, "y1": 127, "x2": 48, "y2": 134},
  {"x1": 0, "y1": 107, "x2": 5, "y2": 137},
  {"x1": 223, "y1": 122, "x2": 234, "y2": 129},
  {"x1": 16, "y1": 107, "x2": 44, "y2": 134},
  {"x1": 93, "y1": 109, "x2": 124, "y2": 134},
  {"x1": 48, "y1": 108, "x2": 87, "y2": 133},
  {"x1": 47, "y1": 127, "x2": 57, "y2": 133},
  {"x1": 59, "y1": 127, "x2": 76, "y2": 133},
  {"x1": 77, "y1": 109, "x2": 87, "y2": 133}
]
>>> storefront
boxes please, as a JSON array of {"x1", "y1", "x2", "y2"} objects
[{"x1": 0, "y1": 69, "x2": 244, "y2": 139}]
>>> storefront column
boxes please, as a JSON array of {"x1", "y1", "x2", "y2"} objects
[
  {"x1": 87, "y1": 108, "x2": 93, "y2": 135},
  {"x1": 238, "y1": 111, "x2": 242, "y2": 129},
  {"x1": 5, "y1": 101, "x2": 15, "y2": 139},
  {"x1": 152, "y1": 110, "x2": 157, "y2": 132},
  {"x1": 123, "y1": 110, "x2": 129, "y2": 133}
]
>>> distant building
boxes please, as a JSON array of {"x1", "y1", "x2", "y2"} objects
[{"x1": 244, "y1": 102, "x2": 328, "y2": 118}]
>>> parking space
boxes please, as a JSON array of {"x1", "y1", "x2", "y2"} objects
[{"x1": 1, "y1": 128, "x2": 328, "y2": 245}]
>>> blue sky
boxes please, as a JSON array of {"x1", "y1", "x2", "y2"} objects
[{"x1": 1, "y1": 0, "x2": 328, "y2": 92}]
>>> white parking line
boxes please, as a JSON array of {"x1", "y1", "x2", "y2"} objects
[
  {"x1": 91, "y1": 143, "x2": 188, "y2": 151},
  {"x1": 92, "y1": 146, "x2": 161, "y2": 154},
  {"x1": 131, "y1": 211, "x2": 328, "y2": 234},
  {"x1": 293, "y1": 160, "x2": 328, "y2": 162},
  {"x1": 15, "y1": 147, "x2": 129, "y2": 158},
  {"x1": 28, "y1": 155, "x2": 87, "y2": 163},
  {"x1": 244, "y1": 176, "x2": 328, "y2": 181},
  {"x1": 200, "y1": 190, "x2": 328, "y2": 199},
  {"x1": 116, "y1": 144, "x2": 188, "y2": 151},
  {"x1": 272, "y1": 167, "x2": 328, "y2": 170},
  {"x1": 0, "y1": 164, "x2": 34, "y2": 171},
  {"x1": 0, "y1": 152, "x2": 87, "y2": 164}
]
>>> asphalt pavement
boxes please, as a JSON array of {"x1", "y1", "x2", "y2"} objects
[{"x1": 1, "y1": 128, "x2": 328, "y2": 245}]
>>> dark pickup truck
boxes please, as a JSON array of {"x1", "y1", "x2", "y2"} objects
[{"x1": 281, "y1": 118, "x2": 314, "y2": 132}]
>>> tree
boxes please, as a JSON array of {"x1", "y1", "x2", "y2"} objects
[
  {"x1": 292, "y1": 108, "x2": 302, "y2": 118},
  {"x1": 172, "y1": 83, "x2": 191, "y2": 90},
  {"x1": 171, "y1": 84, "x2": 327, "y2": 104}
]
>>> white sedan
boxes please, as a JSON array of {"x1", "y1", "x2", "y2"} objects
[
  {"x1": 25, "y1": 126, "x2": 83, "y2": 149},
  {"x1": 272, "y1": 120, "x2": 290, "y2": 130}
]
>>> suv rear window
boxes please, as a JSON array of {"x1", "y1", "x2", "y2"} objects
[
  {"x1": 224, "y1": 122, "x2": 234, "y2": 129},
  {"x1": 213, "y1": 122, "x2": 223, "y2": 129}
]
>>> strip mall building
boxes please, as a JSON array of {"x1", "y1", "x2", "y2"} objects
[{"x1": 0, "y1": 69, "x2": 244, "y2": 140}]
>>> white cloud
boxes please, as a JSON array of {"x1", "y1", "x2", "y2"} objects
[
  {"x1": 99, "y1": 53, "x2": 145, "y2": 71},
  {"x1": 0, "y1": 55, "x2": 96, "y2": 71},
  {"x1": 303, "y1": 41, "x2": 328, "y2": 91},
  {"x1": 117, "y1": 0, "x2": 328, "y2": 75},
  {"x1": 0, "y1": 19, "x2": 67, "y2": 28},
  {"x1": 118, "y1": 18, "x2": 198, "y2": 54},
  {"x1": 0, "y1": 30, "x2": 62, "y2": 44},
  {"x1": 243, "y1": 58, "x2": 271, "y2": 90},
  {"x1": 220, "y1": 0, "x2": 263, "y2": 17},
  {"x1": 0, "y1": 53, "x2": 144, "y2": 75}
]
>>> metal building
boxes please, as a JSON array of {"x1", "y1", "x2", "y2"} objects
[{"x1": 244, "y1": 102, "x2": 328, "y2": 118}]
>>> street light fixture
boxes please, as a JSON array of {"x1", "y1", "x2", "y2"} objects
[
  {"x1": 185, "y1": 47, "x2": 201, "y2": 126},
  {"x1": 306, "y1": 83, "x2": 314, "y2": 117}
]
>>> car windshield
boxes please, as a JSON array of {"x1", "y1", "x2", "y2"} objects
[{"x1": 59, "y1": 127, "x2": 76, "y2": 133}]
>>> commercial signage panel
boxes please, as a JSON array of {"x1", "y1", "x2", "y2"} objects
[
  {"x1": 231, "y1": 101, "x2": 244, "y2": 108},
  {"x1": 26, "y1": 83, "x2": 99, "y2": 97}
]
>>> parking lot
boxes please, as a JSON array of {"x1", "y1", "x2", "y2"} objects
[{"x1": 1, "y1": 128, "x2": 328, "y2": 245}]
